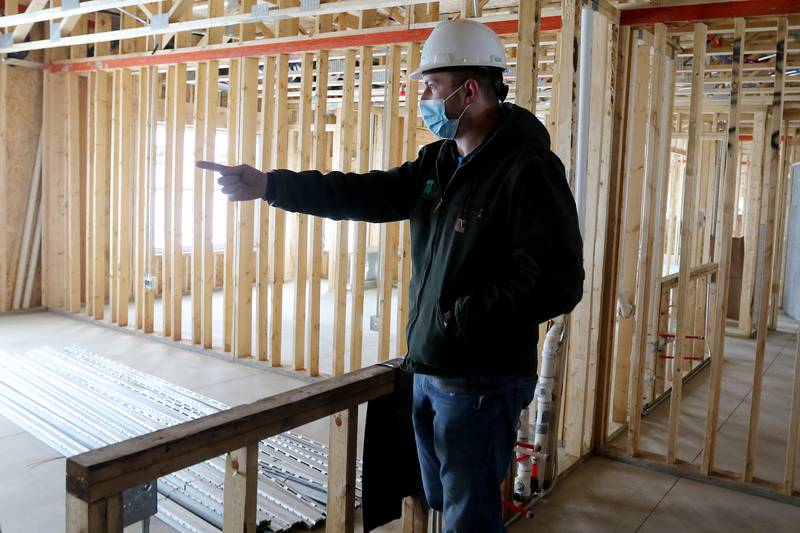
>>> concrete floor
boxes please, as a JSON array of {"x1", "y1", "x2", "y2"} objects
[{"x1": 1, "y1": 311, "x2": 800, "y2": 532}]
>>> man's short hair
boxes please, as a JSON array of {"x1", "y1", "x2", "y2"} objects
[{"x1": 424, "y1": 66, "x2": 509, "y2": 103}]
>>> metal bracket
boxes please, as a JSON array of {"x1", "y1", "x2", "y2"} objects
[
  {"x1": 250, "y1": 4, "x2": 273, "y2": 19},
  {"x1": 0, "y1": 32, "x2": 13, "y2": 51},
  {"x1": 50, "y1": 21, "x2": 62, "y2": 43},
  {"x1": 300, "y1": 0, "x2": 320, "y2": 11},
  {"x1": 149, "y1": 13, "x2": 169, "y2": 31},
  {"x1": 62, "y1": 0, "x2": 80, "y2": 10}
]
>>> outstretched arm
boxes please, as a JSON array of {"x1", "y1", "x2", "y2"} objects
[{"x1": 196, "y1": 157, "x2": 421, "y2": 223}]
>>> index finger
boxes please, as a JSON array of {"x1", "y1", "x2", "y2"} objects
[{"x1": 196, "y1": 160, "x2": 230, "y2": 173}]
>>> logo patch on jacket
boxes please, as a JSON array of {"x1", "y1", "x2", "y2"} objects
[{"x1": 421, "y1": 179, "x2": 439, "y2": 200}]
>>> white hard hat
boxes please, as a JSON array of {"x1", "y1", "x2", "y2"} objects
[{"x1": 410, "y1": 19, "x2": 507, "y2": 80}]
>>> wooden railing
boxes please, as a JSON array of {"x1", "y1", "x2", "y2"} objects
[{"x1": 65, "y1": 359, "x2": 405, "y2": 532}]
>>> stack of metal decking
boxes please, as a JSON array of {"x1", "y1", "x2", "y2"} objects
[{"x1": 0, "y1": 345, "x2": 362, "y2": 532}]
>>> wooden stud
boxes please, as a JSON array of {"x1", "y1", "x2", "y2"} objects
[
  {"x1": 614, "y1": 38, "x2": 649, "y2": 428},
  {"x1": 738, "y1": 110, "x2": 767, "y2": 335},
  {"x1": 109, "y1": 70, "x2": 120, "y2": 324},
  {"x1": 170, "y1": 63, "x2": 187, "y2": 340},
  {"x1": 115, "y1": 69, "x2": 135, "y2": 327},
  {"x1": 401, "y1": 496, "x2": 428, "y2": 533},
  {"x1": 396, "y1": 41, "x2": 420, "y2": 358},
  {"x1": 134, "y1": 68, "x2": 147, "y2": 330},
  {"x1": 67, "y1": 73, "x2": 82, "y2": 313},
  {"x1": 293, "y1": 52, "x2": 314, "y2": 371},
  {"x1": 224, "y1": 59, "x2": 240, "y2": 352},
  {"x1": 554, "y1": 0, "x2": 581, "y2": 183},
  {"x1": 702, "y1": 17, "x2": 746, "y2": 476},
  {"x1": 144, "y1": 67, "x2": 156, "y2": 334},
  {"x1": 65, "y1": 493, "x2": 123, "y2": 533},
  {"x1": 270, "y1": 54, "x2": 290, "y2": 367},
  {"x1": 333, "y1": 49, "x2": 357, "y2": 377},
  {"x1": 666, "y1": 23, "x2": 706, "y2": 465},
  {"x1": 784, "y1": 325, "x2": 800, "y2": 495},
  {"x1": 162, "y1": 68, "x2": 175, "y2": 336},
  {"x1": 515, "y1": 0, "x2": 541, "y2": 113},
  {"x1": 349, "y1": 43, "x2": 372, "y2": 372},
  {"x1": 308, "y1": 39, "x2": 331, "y2": 375},
  {"x1": 222, "y1": 445, "x2": 258, "y2": 533},
  {"x1": 85, "y1": 72, "x2": 96, "y2": 318},
  {"x1": 628, "y1": 25, "x2": 668, "y2": 454},
  {"x1": 326, "y1": 408, "x2": 358, "y2": 533},
  {"x1": 258, "y1": 56, "x2": 277, "y2": 361},
  {"x1": 378, "y1": 45, "x2": 402, "y2": 362},
  {"x1": 745, "y1": 17, "x2": 788, "y2": 483},
  {"x1": 192, "y1": 62, "x2": 208, "y2": 345},
  {"x1": 233, "y1": 56, "x2": 259, "y2": 358},
  {"x1": 92, "y1": 71, "x2": 111, "y2": 321}
]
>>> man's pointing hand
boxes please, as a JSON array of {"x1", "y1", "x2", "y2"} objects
[{"x1": 196, "y1": 161, "x2": 268, "y2": 202}]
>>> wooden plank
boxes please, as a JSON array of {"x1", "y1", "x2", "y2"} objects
[
  {"x1": 65, "y1": 492, "x2": 122, "y2": 533},
  {"x1": 784, "y1": 325, "x2": 800, "y2": 495},
  {"x1": 109, "y1": 71, "x2": 120, "y2": 323},
  {"x1": 233, "y1": 56, "x2": 259, "y2": 358},
  {"x1": 307, "y1": 36, "x2": 331, "y2": 375},
  {"x1": 192, "y1": 62, "x2": 208, "y2": 345},
  {"x1": 395, "y1": 41, "x2": 420, "y2": 358},
  {"x1": 116, "y1": 69, "x2": 135, "y2": 327},
  {"x1": 257, "y1": 56, "x2": 276, "y2": 361},
  {"x1": 162, "y1": 67, "x2": 175, "y2": 337},
  {"x1": 326, "y1": 408, "x2": 358, "y2": 533},
  {"x1": 745, "y1": 17, "x2": 788, "y2": 483},
  {"x1": 702, "y1": 17, "x2": 746, "y2": 476},
  {"x1": 67, "y1": 73, "x2": 82, "y2": 313},
  {"x1": 270, "y1": 54, "x2": 290, "y2": 367},
  {"x1": 348, "y1": 45, "x2": 371, "y2": 372},
  {"x1": 378, "y1": 44, "x2": 402, "y2": 362},
  {"x1": 86, "y1": 73, "x2": 96, "y2": 318},
  {"x1": 666, "y1": 23, "x2": 707, "y2": 465},
  {"x1": 613, "y1": 38, "x2": 649, "y2": 428},
  {"x1": 554, "y1": 0, "x2": 581, "y2": 182},
  {"x1": 222, "y1": 445, "x2": 258, "y2": 532},
  {"x1": 593, "y1": 23, "x2": 632, "y2": 449},
  {"x1": 628, "y1": 25, "x2": 667, "y2": 454},
  {"x1": 224, "y1": 59, "x2": 240, "y2": 352},
  {"x1": 170, "y1": 63, "x2": 187, "y2": 340},
  {"x1": 134, "y1": 68, "x2": 147, "y2": 330},
  {"x1": 515, "y1": 0, "x2": 541, "y2": 113},
  {"x1": 144, "y1": 67, "x2": 156, "y2": 334},
  {"x1": 738, "y1": 110, "x2": 767, "y2": 335},
  {"x1": 66, "y1": 362, "x2": 398, "y2": 503},
  {"x1": 293, "y1": 52, "x2": 314, "y2": 371},
  {"x1": 333, "y1": 49, "x2": 357, "y2": 377},
  {"x1": 92, "y1": 71, "x2": 112, "y2": 320},
  {"x1": 401, "y1": 496, "x2": 428, "y2": 533},
  {"x1": 770, "y1": 124, "x2": 791, "y2": 330}
]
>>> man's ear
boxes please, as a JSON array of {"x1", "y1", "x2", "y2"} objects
[{"x1": 464, "y1": 78, "x2": 481, "y2": 105}]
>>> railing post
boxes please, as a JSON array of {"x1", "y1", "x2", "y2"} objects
[
  {"x1": 401, "y1": 495, "x2": 428, "y2": 533},
  {"x1": 326, "y1": 407, "x2": 357, "y2": 532},
  {"x1": 65, "y1": 493, "x2": 122, "y2": 533},
  {"x1": 223, "y1": 444, "x2": 259, "y2": 532}
]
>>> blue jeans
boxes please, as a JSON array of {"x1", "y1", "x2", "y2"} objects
[{"x1": 412, "y1": 373, "x2": 537, "y2": 533}]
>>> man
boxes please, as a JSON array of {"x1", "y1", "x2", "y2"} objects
[{"x1": 198, "y1": 18, "x2": 583, "y2": 533}]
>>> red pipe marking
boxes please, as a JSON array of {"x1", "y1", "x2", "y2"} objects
[{"x1": 621, "y1": 0, "x2": 800, "y2": 26}]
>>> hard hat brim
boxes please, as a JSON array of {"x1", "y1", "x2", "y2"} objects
[{"x1": 410, "y1": 62, "x2": 507, "y2": 81}]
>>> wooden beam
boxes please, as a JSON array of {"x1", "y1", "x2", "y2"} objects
[
  {"x1": 92, "y1": 71, "x2": 111, "y2": 321},
  {"x1": 222, "y1": 445, "x2": 258, "y2": 532},
  {"x1": 224, "y1": 60, "x2": 239, "y2": 352},
  {"x1": 270, "y1": 54, "x2": 290, "y2": 367},
  {"x1": 666, "y1": 22, "x2": 706, "y2": 465},
  {"x1": 515, "y1": 0, "x2": 541, "y2": 113},
  {"x1": 192, "y1": 61, "x2": 207, "y2": 345},
  {"x1": 116, "y1": 69, "x2": 135, "y2": 327},
  {"x1": 170, "y1": 64, "x2": 187, "y2": 340},
  {"x1": 326, "y1": 408, "x2": 358, "y2": 533},
  {"x1": 745, "y1": 17, "x2": 789, "y2": 483},
  {"x1": 349, "y1": 43, "x2": 372, "y2": 372},
  {"x1": 702, "y1": 17, "x2": 746, "y2": 476},
  {"x1": 308, "y1": 40, "x2": 331, "y2": 375},
  {"x1": 67, "y1": 73, "x2": 82, "y2": 313},
  {"x1": 109, "y1": 71, "x2": 120, "y2": 324},
  {"x1": 293, "y1": 52, "x2": 313, "y2": 371},
  {"x1": 233, "y1": 56, "x2": 259, "y2": 358},
  {"x1": 333, "y1": 49, "x2": 357, "y2": 376},
  {"x1": 620, "y1": 0, "x2": 800, "y2": 26},
  {"x1": 257, "y1": 56, "x2": 276, "y2": 360}
]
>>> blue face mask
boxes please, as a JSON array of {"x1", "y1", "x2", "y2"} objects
[{"x1": 419, "y1": 84, "x2": 469, "y2": 139}]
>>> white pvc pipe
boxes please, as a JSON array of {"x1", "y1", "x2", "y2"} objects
[
  {"x1": 22, "y1": 211, "x2": 43, "y2": 309},
  {"x1": 0, "y1": 0, "x2": 165, "y2": 29},
  {"x1": 12, "y1": 132, "x2": 43, "y2": 310},
  {"x1": 574, "y1": 4, "x2": 594, "y2": 236}
]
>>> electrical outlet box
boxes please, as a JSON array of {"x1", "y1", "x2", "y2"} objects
[{"x1": 370, "y1": 315, "x2": 380, "y2": 332}]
